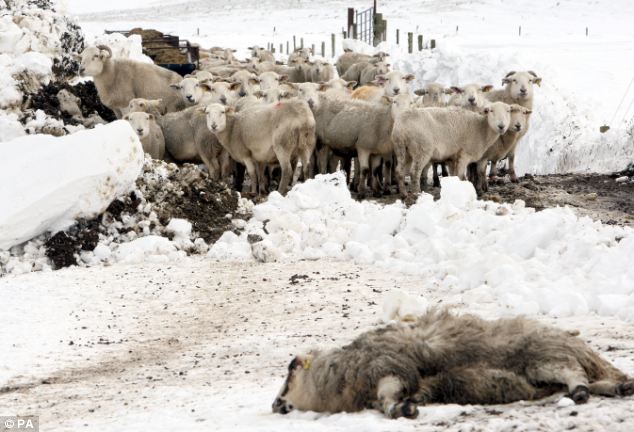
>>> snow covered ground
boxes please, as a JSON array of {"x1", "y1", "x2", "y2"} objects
[
  {"x1": 1, "y1": 259, "x2": 633, "y2": 431},
  {"x1": 1, "y1": 1, "x2": 634, "y2": 431}
]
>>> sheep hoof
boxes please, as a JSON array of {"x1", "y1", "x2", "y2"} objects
[
  {"x1": 373, "y1": 190, "x2": 384, "y2": 198},
  {"x1": 570, "y1": 385, "x2": 590, "y2": 404},
  {"x1": 617, "y1": 380, "x2": 634, "y2": 396},
  {"x1": 510, "y1": 175, "x2": 519, "y2": 183},
  {"x1": 388, "y1": 401, "x2": 419, "y2": 419}
]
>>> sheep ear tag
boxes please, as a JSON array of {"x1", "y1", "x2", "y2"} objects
[{"x1": 302, "y1": 357, "x2": 312, "y2": 370}]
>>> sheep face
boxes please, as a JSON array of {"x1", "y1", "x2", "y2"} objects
[
  {"x1": 127, "y1": 98, "x2": 165, "y2": 115},
  {"x1": 375, "y1": 71, "x2": 415, "y2": 97},
  {"x1": 415, "y1": 83, "x2": 448, "y2": 106},
  {"x1": 79, "y1": 46, "x2": 110, "y2": 77},
  {"x1": 258, "y1": 87, "x2": 293, "y2": 104},
  {"x1": 171, "y1": 77, "x2": 206, "y2": 105},
  {"x1": 324, "y1": 78, "x2": 355, "y2": 91},
  {"x1": 509, "y1": 104, "x2": 532, "y2": 132},
  {"x1": 56, "y1": 89, "x2": 81, "y2": 116},
  {"x1": 193, "y1": 70, "x2": 214, "y2": 85},
  {"x1": 373, "y1": 61, "x2": 390, "y2": 77},
  {"x1": 272, "y1": 355, "x2": 317, "y2": 415},
  {"x1": 387, "y1": 93, "x2": 414, "y2": 116},
  {"x1": 502, "y1": 71, "x2": 542, "y2": 100},
  {"x1": 204, "y1": 82, "x2": 232, "y2": 105},
  {"x1": 204, "y1": 103, "x2": 232, "y2": 133},
  {"x1": 482, "y1": 102, "x2": 511, "y2": 134},
  {"x1": 296, "y1": 83, "x2": 321, "y2": 110},
  {"x1": 230, "y1": 70, "x2": 259, "y2": 98},
  {"x1": 451, "y1": 84, "x2": 493, "y2": 109},
  {"x1": 258, "y1": 71, "x2": 284, "y2": 91},
  {"x1": 124, "y1": 112, "x2": 153, "y2": 139}
]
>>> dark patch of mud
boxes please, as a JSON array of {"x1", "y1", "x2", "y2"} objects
[{"x1": 24, "y1": 81, "x2": 116, "y2": 126}]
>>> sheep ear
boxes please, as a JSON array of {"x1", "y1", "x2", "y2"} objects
[
  {"x1": 414, "y1": 89, "x2": 427, "y2": 96},
  {"x1": 279, "y1": 74, "x2": 289, "y2": 83},
  {"x1": 148, "y1": 114, "x2": 154, "y2": 121},
  {"x1": 123, "y1": 114, "x2": 130, "y2": 120},
  {"x1": 229, "y1": 82, "x2": 241, "y2": 91},
  {"x1": 280, "y1": 92, "x2": 291, "y2": 100},
  {"x1": 505, "y1": 71, "x2": 516, "y2": 78},
  {"x1": 450, "y1": 86, "x2": 463, "y2": 94},
  {"x1": 443, "y1": 88, "x2": 454, "y2": 94},
  {"x1": 199, "y1": 83, "x2": 212, "y2": 92},
  {"x1": 225, "y1": 107, "x2": 235, "y2": 115},
  {"x1": 170, "y1": 84, "x2": 181, "y2": 90},
  {"x1": 524, "y1": 109, "x2": 533, "y2": 115},
  {"x1": 481, "y1": 85, "x2": 493, "y2": 93},
  {"x1": 248, "y1": 77, "x2": 260, "y2": 85},
  {"x1": 346, "y1": 81, "x2": 357, "y2": 89},
  {"x1": 318, "y1": 83, "x2": 329, "y2": 91},
  {"x1": 381, "y1": 96, "x2": 393, "y2": 105},
  {"x1": 196, "y1": 106, "x2": 207, "y2": 114},
  {"x1": 284, "y1": 82, "x2": 298, "y2": 90},
  {"x1": 254, "y1": 90, "x2": 265, "y2": 98},
  {"x1": 533, "y1": 77, "x2": 542, "y2": 86},
  {"x1": 403, "y1": 74, "x2": 416, "y2": 82},
  {"x1": 481, "y1": 106, "x2": 491, "y2": 115},
  {"x1": 344, "y1": 48, "x2": 352, "y2": 53}
]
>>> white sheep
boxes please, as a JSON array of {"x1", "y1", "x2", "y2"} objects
[
  {"x1": 78, "y1": 45, "x2": 185, "y2": 118},
  {"x1": 124, "y1": 112, "x2": 165, "y2": 160},
  {"x1": 391, "y1": 97, "x2": 512, "y2": 197},
  {"x1": 57, "y1": 89, "x2": 106, "y2": 128},
  {"x1": 485, "y1": 71, "x2": 541, "y2": 182},
  {"x1": 127, "y1": 98, "x2": 167, "y2": 117},
  {"x1": 258, "y1": 71, "x2": 287, "y2": 91},
  {"x1": 249, "y1": 45, "x2": 275, "y2": 63},
  {"x1": 447, "y1": 83, "x2": 493, "y2": 111},
  {"x1": 335, "y1": 51, "x2": 389, "y2": 76},
  {"x1": 351, "y1": 71, "x2": 416, "y2": 103},
  {"x1": 414, "y1": 83, "x2": 452, "y2": 107},
  {"x1": 203, "y1": 100, "x2": 316, "y2": 194},
  {"x1": 471, "y1": 104, "x2": 532, "y2": 192},
  {"x1": 230, "y1": 69, "x2": 261, "y2": 98},
  {"x1": 309, "y1": 59, "x2": 336, "y2": 83}
]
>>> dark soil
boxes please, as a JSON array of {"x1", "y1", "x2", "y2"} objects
[
  {"x1": 138, "y1": 164, "x2": 240, "y2": 243},
  {"x1": 43, "y1": 162, "x2": 241, "y2": 270},
  {"x1": 372, "y1": 172, "x2": 634, "y2": 227},
  {"x1": 24, "y1": 81, "x2": 116, "y2": 126}
]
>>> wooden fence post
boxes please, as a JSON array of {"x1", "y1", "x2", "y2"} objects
[
  {"x1": 301, "y1": 37, "x2": 304, "y2": 49},
  {"x1": 347, "y1": 8, "x2": 355, "y2": 38},
  {"x1": 331, "y1": 33, "x2": 335, "y2": 57},
  {"x1": 280, "y1": 43, "x2": 283, "y2": 54},
  {"x1": 321, "y1": 41, "x2": 325, "y2": 57},
  {"x1": 396, "y1": 29, "x2": 399, "y2": 45},
  {"x1": 293, "y1": 36, "x2": 296, "y2": 51},
  {"x1": 430, "y1": 39, "x2": 436, "y2": 49},
  {"x1": 311, "y1": 43, "x2": 315, "y2": 55},
  {"x1": 407, "y1": 32, "x2": 413, "y2": 53},
  {"x1": 418, "y1": 35, "x2": 423, "y2": 51},
  {"x1": 286, "y1": 41, "x2": 289, "y2": 54}
]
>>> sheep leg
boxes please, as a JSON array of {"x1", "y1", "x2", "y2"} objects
[
  {"x1": 476, "y1": 160, "x2": 489, "y2": 193},
  {"x1": 525, "y1": 360, "x2": 591, "y2": 404},
  {"x1": 410, "y1": 154, "x2": 431, "y2": 195},
  {"x1": 382, "y1": 154, "x2": 393, "y2": 195},
  {"x1": 256, "y1": 163, "x2": 268, "y2": 194},
  {"x1": 489, "y1": 159, "x2": 499, "y2": 180},
  {"x1": 421, "y1": 164, "x2": 431, "y2": 188},
  {"x1": 441, "y1": 163, "x2": 449, "y2": 177},
  {"x1": 588, "y1": 379, "x2": 634, "y2": 397},
  {"x1": 432, "y1": 163, "x2": 441, "y2": 188},
  {"x1": 393, "y1": 146, "x2": 410, "y2": 198},
  {"x1": 412, "y1": 367, "x2": 542, "y2": 405},
  {"x1": 351, "y1": 157, "x2": 360, "y2": 193},
  {"x1": 375, "y1": 376, "x2": 419, "y2": 419},
  {"x1": 233, "y1": 162, "x2": 246, "y2": 192},
  {"x1": 301, "y1": 148, "x2": 313, "y2": 182},
  {"x1": 356, "y1": 150, "x2": 372, "y2": 199},
  {"x1": 243, "y1": 159, "x2": 258, "y2": 194},
  {"x1": 370, "y1": 155, "x2": 384, "y2": 197},
  {"x1": 508, "y1": 152, "x2": 519, "y2": 182},
  {"x1": 196, "y1": 141, "x2": 221, "y2": 181},
  {"x1": 454, "y1": 156, "x2": 469, "y2": 181},
  {"x1": 316, "y1": 144, "x2": 330, "y2": 175},
  {"x1": 220, "y1": 150, "x2": 232, "y2": 181},
  {"x1": 277, "y1": 155, "x2": 293, "y2": 195}
]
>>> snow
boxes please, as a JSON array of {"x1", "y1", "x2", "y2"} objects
[
  {"x1": 0, "y1": 121, "x2": 144, "y2": 250},
  {"x1": 208, "y1": 173, "x2": 634, "y2": 321}
]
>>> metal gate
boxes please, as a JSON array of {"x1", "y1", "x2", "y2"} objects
[{"x1": 356, "y1": 7, "x2": 374, "y2": 45}]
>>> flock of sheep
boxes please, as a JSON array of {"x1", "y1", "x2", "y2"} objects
[{"x1": 76, "y1": 43, "x2": 540, "y2": 197}]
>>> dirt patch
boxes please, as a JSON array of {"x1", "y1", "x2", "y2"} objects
[
  {"x1": 482, "y1": 173, "x2": 634, "y2": 226},
  {"x1": 24, "y1": 81, "x2": 117, "y2": 126},
  {"x1": 137, "y1": 162, "x2": 240, "y2": 243},
  {"x1": 42, "y1": 160, "x2": 242, "y2": 270}
]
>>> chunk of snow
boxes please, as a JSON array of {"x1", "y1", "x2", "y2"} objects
[
  {"x1": 0, "y1": 121, "x2": 144, "y2": 250},
  {"x1": 382, "y1": 289, "x2": 429, "y2": 322}
]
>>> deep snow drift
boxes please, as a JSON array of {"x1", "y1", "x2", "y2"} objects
[
  {"x1": 210, "y1": 173, "x2": 634, "y2": 321},
  {"x1": 0, "y1": 121, "x2": 144, "y2": 250}
]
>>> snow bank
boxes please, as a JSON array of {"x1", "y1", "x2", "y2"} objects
[
  {"x1": 209, "y1": 173, "x2": 634, "y2": 321},
  {"x1": 0, "y1": 121, "x2": 144, "y2": 250},
  {"x1": 378, "y1": 39, "x2": 634, "y2": 175}
]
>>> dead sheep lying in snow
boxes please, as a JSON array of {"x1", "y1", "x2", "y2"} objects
[{"x1": 273, "y1": 309, "x2": 634, "y2": 419}]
